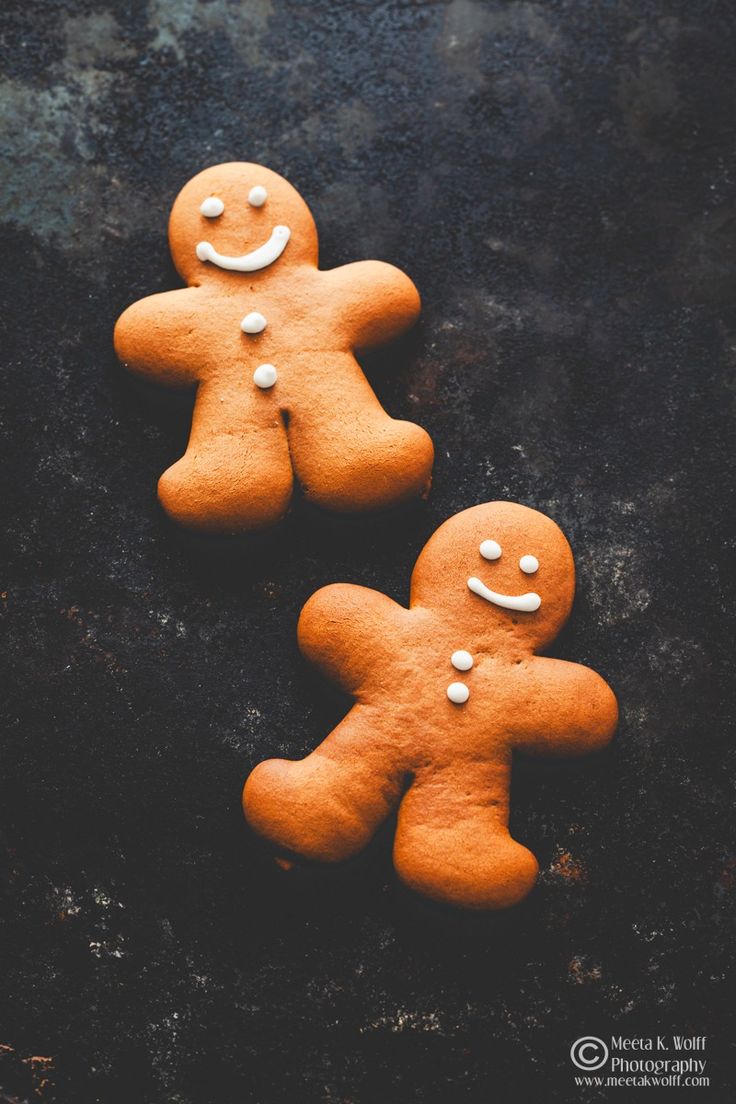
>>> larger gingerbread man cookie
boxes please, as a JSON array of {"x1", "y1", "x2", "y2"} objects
[
  {"x1": 114, "y1": 162, "x2": 434, "y2": 532},
  {"x1": 243, "y1": 502, "x2": 618, "y2": 910}
]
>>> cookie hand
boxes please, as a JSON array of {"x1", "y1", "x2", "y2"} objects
[
  {"x1": 114, "y1": 288, "x2": 203, "y2": 387},
  {"x1": 330, "y1": 260, "x2": 421, "y2": 350},
  {"x1": 298, "y1": 584, "x2": 406, "y2": 692},
  {"x1": 511, "y1": 658, "x2": 618, "y2": 756}
]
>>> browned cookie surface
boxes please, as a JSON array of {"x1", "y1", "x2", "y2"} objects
[
  {"x1": 115, "y1": 163, "x2": 433, "y2": 532},
  {"x1": 244, "y1": 502, "x2": 618, "y2": 909}
]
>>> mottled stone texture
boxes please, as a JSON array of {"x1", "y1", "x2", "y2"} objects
[{"x1": 0, "y1": 1, "x2": 734, "y2": 1101}]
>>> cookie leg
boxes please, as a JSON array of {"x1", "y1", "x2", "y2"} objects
[
  {"x1": 243, "y1": 708, "x2": 404, "y2": 862},
  {"x1": 158, "y1": 380, "x2": 293, "y2": 532},
  {"x1": 287, "y1": 365, "x2": 433, "y2": 512},
  {"x1": 392, "y1": 765, "x2": 539, "y2": 910}
]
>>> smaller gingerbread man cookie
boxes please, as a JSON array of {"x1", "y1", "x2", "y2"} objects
[
  {"x1": 114, "y1": 162, "x2": 433, "y2": 532},
  {"x1": 243, "y1": 502, "x2": 618, "y2": 910}
]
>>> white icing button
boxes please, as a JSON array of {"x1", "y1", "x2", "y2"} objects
[
  {"x1": 447, "y1": 682, "x2": 470, "y2": 705},
  {"x1": 253, "y1": 363, "x2": 277, "y2": 389},
  {"x1": 248, "y1": 185, "x2": 268, "y2": 207},
  {"x1": 200, "y1": 196, "x2": 224, "y2": 218},
  {"x1": 451, "y1": 650, "x2": 473, "y2": 671},
  {"x1": 480, "y1": 539, "x2": 502, "y2": 561},
  {"x1": 241, "y1": 312, "x2": 267, "y2": 334},
  {"x1": 519, "y1": 554, "x2": 539, "y2": 574}
]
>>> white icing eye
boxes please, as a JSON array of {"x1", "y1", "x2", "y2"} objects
[
  {"x1": 519, "y1": 555, "x2": 539, "y2": 574},
  {"x1": 248, "y1": 185, "x2": 267, "y2": 207},
  {"x1": 200, "y1": 196, "x2": 224, "y2": 218},
  {"x1": 447, "y1": 682, "x2": 470, "y2": 704},
  {"x1": 480, "y1": 539, "x2": 502, "y2": 561},
  {"x1": 451, "y1": 650, "x2": 473, "y2": 671}
]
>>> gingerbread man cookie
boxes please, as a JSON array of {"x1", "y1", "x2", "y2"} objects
[
  {"x1": 243, "y1": 502, "x2": 618, "y2": 910},
  {"x1": 114, "y1": 162, "x2": 434, "y2": 532}
]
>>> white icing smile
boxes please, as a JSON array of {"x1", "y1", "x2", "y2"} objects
[
  {"x1": 195, "y1": 225, "x2": 291, "y2": 272},
  {"x1": 467, "y1": 576, "x2": 541, "y2": 613}
]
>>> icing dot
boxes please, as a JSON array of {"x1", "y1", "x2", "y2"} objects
[
  {"x1": 241, "y1": 312, "x2": 267, "y2": 334},
  {"x1": 447, "y1": 682, "x2": 470, "y2": 705},
  {"x1": 480, "y1": 539, "x2": 502, "y2": 561},
  {"x1": 200, "y1": 196, "x2": 224, "y2": 218},
  {"x1": 451, "y1": 650, "x2": 473, "y2": 671},
  {"x1": 519, "y1": 555, "x2": 539, "y2": 574},
  {"x1": 248, "y1": 185, "x2": 268, "y2": 207},
  {"x1": 253, "y1": 363, "x2": 277, "y2": 389}
]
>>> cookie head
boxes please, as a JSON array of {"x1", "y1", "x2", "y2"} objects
[
  {"x1": 410, "y1": 501, "x2": 575, "y2": 649},
  {"x1": 168, "y1": 162, "x2": 318, "y2": 284}
]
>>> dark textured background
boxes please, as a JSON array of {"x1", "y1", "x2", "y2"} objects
[{"x1": 1, "y1": 1, "x2": 735, "y2": 1101}]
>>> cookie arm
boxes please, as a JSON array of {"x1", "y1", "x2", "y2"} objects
[
  {"x1": 329, "y1": 261, "x2": 421, "y2": 350},
  {"x1": 298, "y1": 584, "x2": 406, "y2": 693},
  {"x1": 512, "y1": 658, "x2": 618, "y2": 756},
  {"x1": 113, "y1": 287, "x2": 203, "y2": 387}
]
